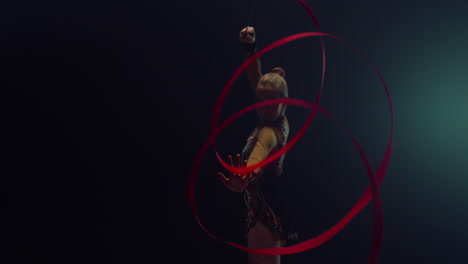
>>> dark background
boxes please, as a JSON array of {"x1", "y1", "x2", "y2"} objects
[{"x1": 2, "y1": 0, "x2": 467, "y2": 263}]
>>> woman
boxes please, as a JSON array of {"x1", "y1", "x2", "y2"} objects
[{"x1": 217, "y1": 26, "x2": 296, "y2": 264}]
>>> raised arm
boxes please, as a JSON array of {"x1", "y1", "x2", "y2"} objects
[{"x1": 240, "y1": 27, "x2": 262, "y2": 91}]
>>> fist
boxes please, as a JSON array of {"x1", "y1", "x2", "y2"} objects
[{"x1": 240, "y1": 26, "x2": 255, "y2": 44}]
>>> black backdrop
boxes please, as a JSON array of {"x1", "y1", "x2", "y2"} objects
[{"x1": 2, "y1": 1, "x2": 467, "y2": 263}]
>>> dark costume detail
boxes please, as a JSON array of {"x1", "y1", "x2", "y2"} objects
[{"x1": 241, "y1": 115, "x2": 298, "y2": 242}]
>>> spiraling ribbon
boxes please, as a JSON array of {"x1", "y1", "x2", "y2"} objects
[{"x1": 188, "y1": 1, "x2": 394, "y2": 263}]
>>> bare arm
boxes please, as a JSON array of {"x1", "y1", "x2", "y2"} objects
[
  {"x1": 240, "y1": 26, "x2": 262, "y2": 91},
  {"x1": 243, "y1": 51, "x2": 262, "y2": 91}
]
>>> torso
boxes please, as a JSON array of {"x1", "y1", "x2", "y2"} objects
[
  {"x1": 241, "y1": 115, "x2": 289, "y2": 182},
  {"x1": 241, "y1": 115, "x2": 289, "y2": 238}
]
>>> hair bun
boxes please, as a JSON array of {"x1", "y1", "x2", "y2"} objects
[{"x1": 271, "y1": 67, "x2": 286, "y2": 78}]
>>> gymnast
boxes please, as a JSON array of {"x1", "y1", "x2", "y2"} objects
[{"x1": 217, "y1": 26, "x2": 297, "y2": 264}]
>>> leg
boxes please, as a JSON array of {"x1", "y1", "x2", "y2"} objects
[{"x1": 247, "y1": 220, "x2": 285, "y2": 264}]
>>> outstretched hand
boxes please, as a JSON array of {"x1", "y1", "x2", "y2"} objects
[
  {"x1": 240, "y1": 26, "x2": 255, "y2": 44},
  {"x1": 217, "y1": 154, "x2": 252, "y2": 193}
]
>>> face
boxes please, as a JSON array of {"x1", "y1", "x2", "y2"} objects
[{"x1": 255, "y1": 84, "x2": 284, "y2": 123}]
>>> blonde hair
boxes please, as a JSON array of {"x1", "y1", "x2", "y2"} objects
[{"x1": 258, "y1": 67, "x2": 288, "y2": 98}]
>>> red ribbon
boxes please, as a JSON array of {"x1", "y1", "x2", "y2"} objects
[{"x1": 189, "y1": 1, "x2": 393, "y2": 263}]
